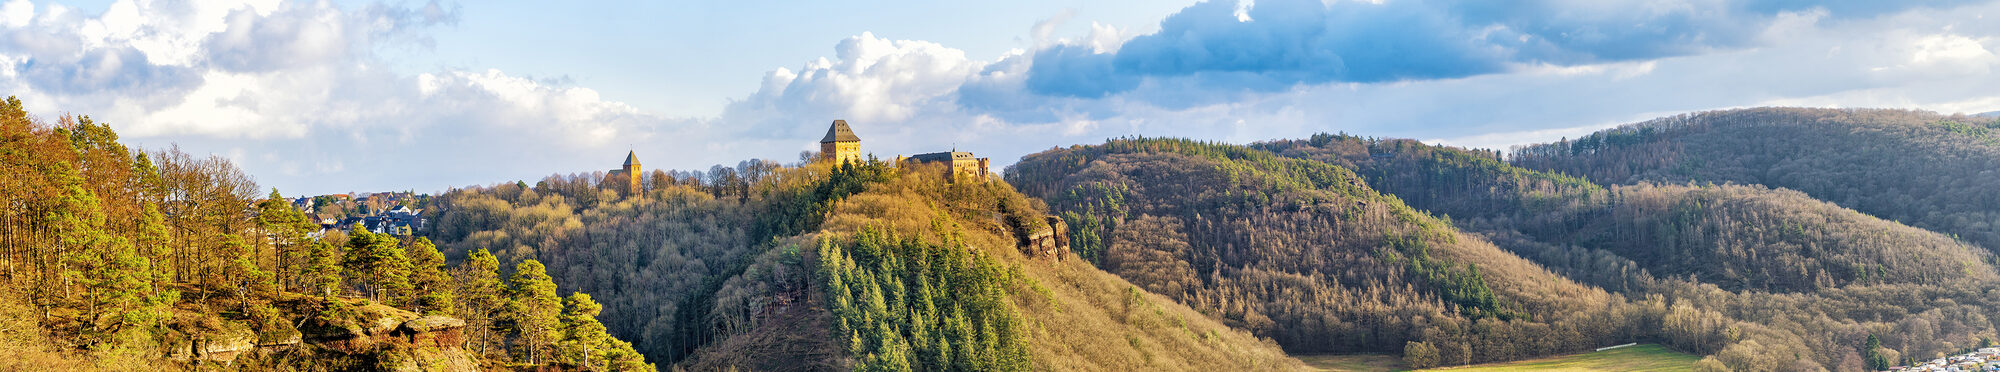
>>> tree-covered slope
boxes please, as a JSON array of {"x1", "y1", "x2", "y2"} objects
[
  {"x1": 1006, "y1": 138, "x2": 1649, "y2": 366},
  {"x1": 0, "y1": 96, "x2": 646, "y2": 371},
  {"x1": 1257, "y1": 133, "x2": 2000, "y2": 370},
  {"x1": 1257, "y1": 134, "x2": 1998, "y2": 292},
  {"x1": 427, "y1": 160, "x2": 1303, "y2": 371},
  {"x1": 1510, "y1": 108, "x2": 2000, "y2": 253}
]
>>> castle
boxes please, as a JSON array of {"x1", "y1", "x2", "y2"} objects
[
  {"x1": 607, "y1": 120, "x2": 991, "y2": 194},
  {"x1": 814, "y1": 119, "x2": 990, "y2": 181},
  {"x1": 899, "y1": 151, "x2": 990, "y2": 180},
  {"x1": 605, "y1": 150, "x2": 641, "y2": 193},
  {"x1": 820, "y1": 120, "x2": 862, "y2": 164}
]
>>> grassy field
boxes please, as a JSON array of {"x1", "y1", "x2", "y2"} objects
[
  {"x1": 1300, "y1": 344, "x2": 1699, "y2": 372},
  {"x1": 1298, "y1": 353, "x2": 1406, "y2": 371}
]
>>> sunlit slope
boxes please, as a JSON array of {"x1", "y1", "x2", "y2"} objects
[
  {"x1": 1008, "y1": 138, "x2": 1637, "y2": 365},
  {"x1": 1258, "y1": 134, "x2": 1999, "y2": 292},
  {"x1": 681, "y1": 164, "x2": 1304, "y2": 371},
  {"x1": 1511, "y1": 108, "x2": 2000, "y2": 253}
]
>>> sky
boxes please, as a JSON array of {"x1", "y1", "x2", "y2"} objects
[{"x1": 3, "y1": 0, "x2": 1999, "y2": 196}]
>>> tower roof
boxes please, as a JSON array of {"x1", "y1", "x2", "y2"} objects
[
  {"x1": 820, "y1": 120, "x2": 860, "y2": 143},
  {"x1": 623, "y1": 150, "x2": 640, "y2": 166}
]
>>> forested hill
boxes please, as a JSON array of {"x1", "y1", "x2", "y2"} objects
[
  {"x1": 1006, "y1": 138, "x2": 1656, "y2": 367},
  {"x1": 1509, "y1": 108, "x2": 2000, "y2": 253},
  {"x1": 1256, "y1": 134, "x2": 1998, "y2": 292},
  {"x1": 0, "y1": 96, "x2": 648, "y2": 370},
  {"x1": 1256, "y1": 132, "x2": 2000, "y2": 370},
  {"x1": 424, "y1": 160, "x2": 1302, "y2": 371}
]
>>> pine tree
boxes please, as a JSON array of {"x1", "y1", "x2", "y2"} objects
[
  {"x1": 52, "y1": 166, "x2": 167, "y2": 344},
  {"x1": 558, "y1": 292, "x2": 609, "y2": 369},
  {"x1": 135, "y1": 203, "x2": 173, "y2": 289},
  {"x1": 255, "y1": 188, "x2": 314, "y2": 292},
  {"x1": 507, "y1": 259, "x2": 563, "y2": 365},
  {"x1": 405, "y1": 237, "x2": 454, "y2": 314},
  {"x1": 343, "y1": 229, "x2": 412, "y2": 303},
  {"x1": 548, "y1": 292, "x2": 652, "y2": 371},
  {"x1": 1865, "y1": 334, "x2": 1892, "y2": 371},
  {"x1": 456, "y1": 248, "x2": 507, "y2": 356},
  {"x1": 301, "y1": 239, "x2": 343, "y2": 298}
]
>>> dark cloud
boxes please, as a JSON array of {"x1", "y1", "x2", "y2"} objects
[
  {"x1": 18, "y1": 47, "x2": 202, "y2": 98},
  {"x1": 1023, "y1": 0, "x2": 1985, "y2": 98}
]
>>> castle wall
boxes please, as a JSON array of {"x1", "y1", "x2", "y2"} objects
[{"x1": 822, "y1": 141, "x2": 862, "y2": 164}]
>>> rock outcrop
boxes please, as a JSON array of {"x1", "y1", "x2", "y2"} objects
[
  {"x1": 1009, "y1": 214, "x2": 1073, "y2": 261},
  {"x1": 168, "y1": 298, "x2": 478, "y2": 371}
]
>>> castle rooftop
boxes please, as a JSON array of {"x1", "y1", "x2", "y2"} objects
[{"x1": 820, "y1": 120, "x2": 860, "y2": 143}]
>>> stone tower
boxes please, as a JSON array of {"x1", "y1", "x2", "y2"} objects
[
  {"x1": 820, "y1": 119, "x2": 862, "y2": 164},
  {"x1": 606, "y1": 150, "x2": 641, "y2": 193}
]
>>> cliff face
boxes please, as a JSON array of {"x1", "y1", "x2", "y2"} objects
[
  {"x1": 167, "y1": 297, "x2": 480, "y2": 371},
  {"x1": 1005, "y1": 210, "x2": 1073, "y2": 261}
]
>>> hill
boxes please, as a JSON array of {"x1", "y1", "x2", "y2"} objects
[
  {"x1": 1005, "y1": 138, "x2": 1661, "y2": 366},
  {"x1": 1256, "y1": 134, "x2": 1998, "y2": 292},
  {"x1": 425, "y1": 160, "x2": 1303, "y2": 370},
  {"x1": 0, "y1": 97, "x2": 647, "y2": 371},
  {"x1": 1510, "y1": 108, "x2": 2000, "y2": 254},
  {"x1": 1256, "y1": 133, "x2": 2000, "y2": 370}
]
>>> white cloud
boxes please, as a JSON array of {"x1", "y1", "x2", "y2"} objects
[
  {"x1": 0, "y1": 0, "x2": 32, "y2": 28},
  {"x1": 10, "y1": 0, "x2": 2000, "y2": 196},
  {"x1": 723, "y1": 32, "x2": 987, "y2": 139},
  {"x1": 0, "y1": 0, "x2": 689, "y2": 194}
]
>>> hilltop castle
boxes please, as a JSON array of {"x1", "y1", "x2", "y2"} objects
[
  {"x1": 811, "y1": 119, "x2": 990, "y2": 181},
  {"x1": 821, "y1": 120, "x2": 862, "y2": 164},
  {"x1": 606, "y1": 150, "x2": 641, "y2": 193}
]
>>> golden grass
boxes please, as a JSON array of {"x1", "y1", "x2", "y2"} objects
[{"x1": 1298, "y1": 344, "x2": 1699, "y2": 372}]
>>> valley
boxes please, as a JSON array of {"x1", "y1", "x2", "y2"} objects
[{"x1": 6, "y1": 98, "x2": 2000, "y2": 371}]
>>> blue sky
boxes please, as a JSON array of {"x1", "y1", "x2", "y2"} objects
[{"x1": 4, "y1": 0, "x2": 1999, "y2": 195}]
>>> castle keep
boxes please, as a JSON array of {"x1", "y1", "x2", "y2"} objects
[
  {"x1": 606, "y1": 150, "x2": 641, "y2": 193},
  {"x1": 820, "y1": 120, "x2": 862, "y2": 164}
]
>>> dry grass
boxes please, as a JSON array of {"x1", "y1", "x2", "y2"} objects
[
  {"x1": 1299, "y1": 354, "x2": 1407, "y2": 371},
  {"x1": 1423, "y1": 344, "x2": 1696, "y2": 372},
  {"x1": 1297, "y1": 344, "x2": 1698, "y2": 372},
  {"x1": 0, "y1": 286, "x2": 164, "y2": 371}
]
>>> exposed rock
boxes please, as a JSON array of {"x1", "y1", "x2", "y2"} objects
[
  {"x1": 229, "y1": 300, "x2": 480, "y2": 372},
  {"x1": 1014, "y1": 216, "x2": 1072, "y2": 261},
  {"x1": 365, "y1": 308, "x2": 415, "y2": 336},
  {"x1": 166, "y1": 322, "x2": 258, "y2": 363},
  {"x1": 397, "y1": 315, "x2": 468, "y2": 348},
  {"x1": 401, "y1": 315, "x2": 466, "y2": 333},
  {"x1": 299, "y1": 317, "x2": 366, "y2": 341},
  {"x1": 1006, "y1": 213, "x2": 1073, "y2": 261}
]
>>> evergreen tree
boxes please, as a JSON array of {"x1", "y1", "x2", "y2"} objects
[
  {"x1": 1865, "y1": 334, "x2": 1892, "y2": 371},
  {"x1": 456, "y1": 248, "x2": 507, "y2": 356},
  {"x1": 301, "y1": 239, "x2": 343, "y2": 298},
  {"x1": 52, "y1": 165, "x2": 167, "y2": 344},
  {"x1": 135, "y1": 203, "x2": 173, "y2": 288},
  {"x1": 558, "y1": 292, "x2": 609, "y2": 369},
  {"x1": 405, "y1": 237, "x2": 454, "y2": 314},
  {"x1": 255, "y1": 188, "x2": 314, "y2": 292},
  {"x1": 342, "y1": 229, "x2": 412, "y2": 303},
  {"x1": 508, "y1": 259, "x2": 563, "y2": 365},
  {"x1": 550, "y1": 292, "x2": 651, "y2": 371}
]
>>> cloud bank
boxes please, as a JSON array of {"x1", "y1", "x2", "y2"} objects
[
  {"x1": 1022, "y1": 0, "x2": 1987, "y2": 98},
  {"x1": 0, "y1": 0, "x2": 693, "y2": 193}
]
